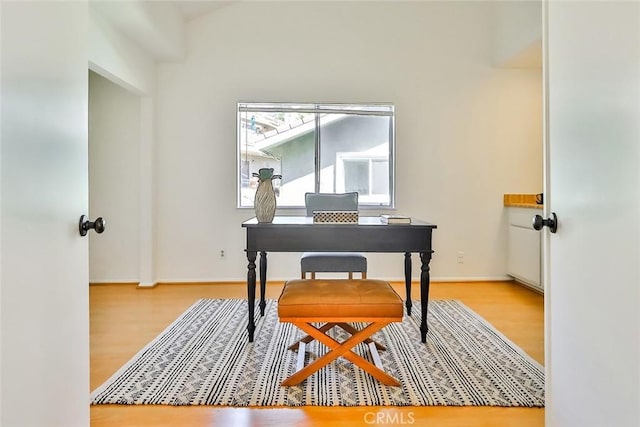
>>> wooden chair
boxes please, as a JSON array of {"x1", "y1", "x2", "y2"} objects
[
  {"x1": 301, "y1": 192, "x2": 367, "y2": 279},
  {"x1": 278, "y1": 278, "x2": 403, "y2": 387}
]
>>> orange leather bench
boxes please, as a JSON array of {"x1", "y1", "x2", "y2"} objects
[{"x1": 278, "y1": 279, "x2": 403, "y2": 387}]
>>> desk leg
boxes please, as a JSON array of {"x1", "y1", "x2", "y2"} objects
[
  {"x1": 404, "y1": 252, "x2": 412, "y2": 315},
  {"x1": 247, "y1": 251, "x2": 257, "y2": 342},
  {"x1": 259, "y1": 251, "x2": 267, "y2": 316},
  {"x1": 420, "y1": 251, "x2": 433, "y2": 343}
]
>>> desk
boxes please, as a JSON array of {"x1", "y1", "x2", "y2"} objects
[{"x1": 242, "y1": 216, "x2": 436, "y2": 342}]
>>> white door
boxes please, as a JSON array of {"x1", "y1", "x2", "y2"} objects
[
  {"x1": 545, "y1": 2, "x2": 640, "y2": 426},
  {"x1": 1, "y1": 2, "x2": 89, "y2": 426}
]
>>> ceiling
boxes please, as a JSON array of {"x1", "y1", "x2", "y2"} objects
[
  {"x1": 93, "y1": 1, "x2": 541, "y2": 68},
  {"x1": 91, "y1": 1, "x2": 236, "y2": 61}
]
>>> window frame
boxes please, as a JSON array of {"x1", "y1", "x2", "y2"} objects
[
  {"x1": 236, "y1": 102, "x2": 396, "y2": 209},
  {"x1": 335, "y1": 153, "x2": 390, "y2": 197}
]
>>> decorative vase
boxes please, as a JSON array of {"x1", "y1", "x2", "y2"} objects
[{"x1": 253, "y1": 168, "x2": 281, "y2": 223}]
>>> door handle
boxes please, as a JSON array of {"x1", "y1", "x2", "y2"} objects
[
  {"x1": 532, "y1": 212, "x2": 557, "y2": 233},
  {"x1": 79, "y1": 215, "x2": 106, "y2": 236}
]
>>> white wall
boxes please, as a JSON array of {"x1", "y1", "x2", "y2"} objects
[
  {"x1": 89, "y1": 71, "x2": 141, "y2": 283},
  {"x1": 154, "y1": 1, "x2": 542, "y2": 282},
  {"x1": 88, "y1": 8, "x2": 156, "y2": 285},
  {"x1": 89, "y1": 6, "x2": 155, "y2": 95}
]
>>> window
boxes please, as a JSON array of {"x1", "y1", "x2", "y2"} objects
[{"x1": 237, "y1": 103, "x2": 395, "y2": 208}]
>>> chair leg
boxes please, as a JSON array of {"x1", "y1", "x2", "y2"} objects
[
  {"x1": 282, "y1": 321, "x2": 400, "y2": 387},
  {"x1": 348, "y1": 272, "x2": 353, "y2": 280},
  {"x1": 362, "y1": 271, "x2": 367, "y2": 279},
  {"x1": 311, "y1": 272, "x2": 316, "y2": 279}
]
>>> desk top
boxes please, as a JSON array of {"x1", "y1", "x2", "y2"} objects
[{"x1": 242, "y1": 216, "x2": 437, "y2": 228}]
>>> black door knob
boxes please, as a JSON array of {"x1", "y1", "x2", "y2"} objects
[
  {"x1": 532, "y1": 212, "x2": 558, "y2": 233},
  {"x1": 79, "y1": 215, "x2": 106, "y2": 236}
]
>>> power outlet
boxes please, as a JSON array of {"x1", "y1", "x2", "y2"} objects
[
  {"x1": 219, "y1": 250, "x2": 225, "y2": 259},
  {"x1": 457, "y1": 251, "x2": 465, "y2": 264}
]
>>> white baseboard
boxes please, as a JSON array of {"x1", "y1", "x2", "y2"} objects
[
  {"x1": 89, "y1": 281, "x2": 159, "y2": 288},
  {"x1": 92, "y1": 276, "x2": 514, "y2": 287},
  {"x1": 89, "y1": 281, "x2": 140, "y2": 286},
  {"x1": 137, "y1": 282, "x2": 157, "y2": 288},
  {"x1": 431, "y1": 276, "x2": 513, "y2": 282},
  {"x1": 152, "y1": 276, "x2": 513, "y2": 284}
]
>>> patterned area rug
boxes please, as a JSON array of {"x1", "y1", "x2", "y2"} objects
[{"x1": 91, "y1": 299, "x2": 544, "y2": 407}]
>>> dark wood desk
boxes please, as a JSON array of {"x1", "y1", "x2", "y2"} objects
[{"x1": 242, "y1": 216, "x2": 437, "y2": 343}]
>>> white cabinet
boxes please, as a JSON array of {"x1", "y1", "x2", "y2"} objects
[{"x1": 507, "y1": 207, "x2": 543, "y2": 292}]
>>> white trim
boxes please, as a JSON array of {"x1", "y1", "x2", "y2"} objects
[
  {"x1": 541, "y1": 0, "x2": 552, "y2": 424},
  {"x1": 138, "y1": 96, "x2": 154, "y2": 286},
  {"x1": 137, "y1": 282, "x2": 157, "y2": 288},
  {"x1": 88, "y1": 281, "x2": 157, "y2": 288},
  {"x1": 89, "y1": 280, "x2": 140, "y2": 284},
  {"x1": 153, "y1": 277, "x2": 247, "y2": 284},
  {"x1": 149, "y1": 276, "x2": 513, "y2": 284},
  {"x1": 430, "y1": 276, "x2": 513, "y2": 283},
  {"x1": 0, "y1": 2, "x2": 3, "y2": 414}
]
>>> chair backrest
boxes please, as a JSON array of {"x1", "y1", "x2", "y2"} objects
[{"x1": 305, "y1": 192, "x2": 359, "y2": 216}]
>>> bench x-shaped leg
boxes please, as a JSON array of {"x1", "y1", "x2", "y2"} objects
[
  {"x1": 288, "y1": 322, "x2": 386, "y2": 351},
  {"x1": 282, "y1": 321, "x2": 400, "y2": 387}
]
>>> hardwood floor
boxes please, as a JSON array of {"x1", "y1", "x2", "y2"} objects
[{"x1": 90, "y1": 281, "x2": 544, "y2": 427}]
